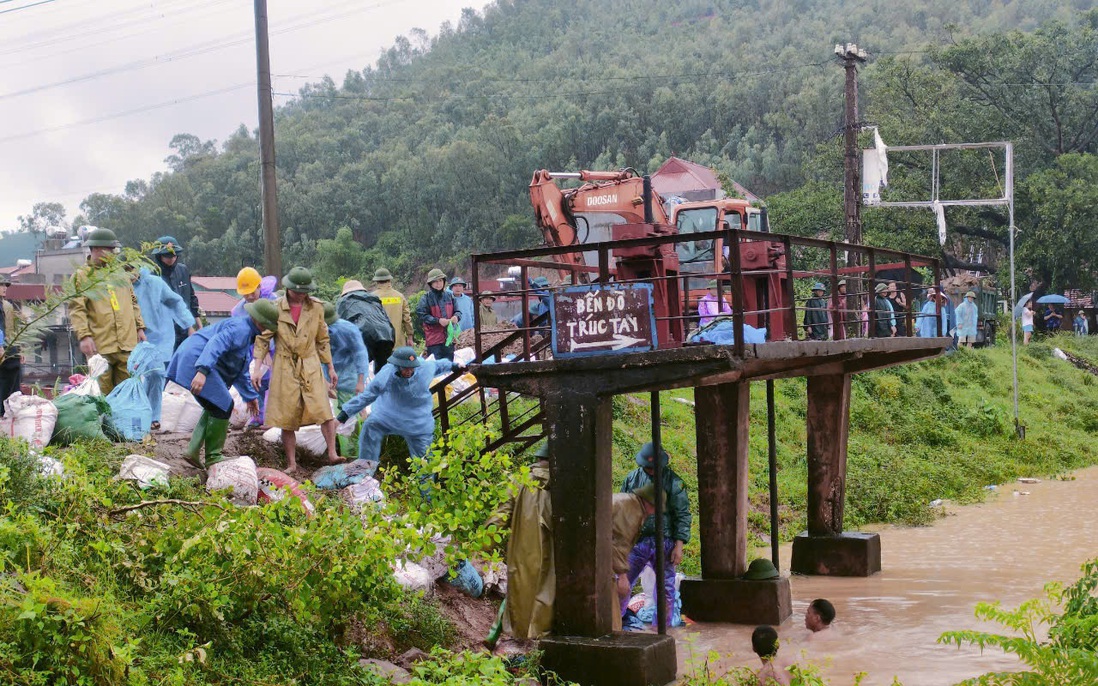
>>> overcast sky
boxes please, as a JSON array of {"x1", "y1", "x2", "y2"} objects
[{"x1": 0, "y1": 0, "x2": 492, "y2": 232}]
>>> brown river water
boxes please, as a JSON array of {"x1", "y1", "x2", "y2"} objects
[{"x1": 670, "y1": 466, "x2": 1098, "y2": 685}]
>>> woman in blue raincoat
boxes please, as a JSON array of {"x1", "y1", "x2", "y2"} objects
[
  {"x1": 916, "y1": 288, "x2": 949, "y2": 338},
  {"x1": 133, "y1": 267, "x2": 196, "y2": 430},
  {"x1": 168, "y1": 299, "x2": 278, "y2": 469},
  {"x1": 335, "y1": 346, "x2": 461, "y2": 472}
]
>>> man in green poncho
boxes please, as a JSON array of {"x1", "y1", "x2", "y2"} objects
[{"x1": 803, "y1": 282, "x2": 830, "y2": 341}]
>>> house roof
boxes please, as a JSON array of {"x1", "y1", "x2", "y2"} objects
[
  {"x1": 650, "y1": 156, "x2": 760, "y2": 203},
  {"x1": 0, "y1": 264, "x2": 33, "y2": 278},
  {"x1": 192, "y1": 276, "x2": 239, "y2": 292},
  {"x1": 6, "y1": 284, "x2": 55, "y2": 301},
  {"x1": 197, "y1": 290, "x2": 239, "y2": 315}
]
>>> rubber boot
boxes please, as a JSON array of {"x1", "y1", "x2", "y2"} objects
[
  {"x1": 203, "y1": 418, "x2": 230, "y2": 467},
  {"x1": 184, "y1": 412, "x2": 209, "y2": 469}
]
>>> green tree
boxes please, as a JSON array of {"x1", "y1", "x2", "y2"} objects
[{"x1": 16, "y1": 201, "x2": 67, "y2": 238}]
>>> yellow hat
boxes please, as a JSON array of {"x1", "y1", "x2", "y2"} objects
[{"x1": 237, "y1": 267, "x2": 262, "y2": 296}]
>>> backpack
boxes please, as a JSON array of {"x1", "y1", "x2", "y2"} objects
[{"x1": 337, "y1": 291, "x2": 395, "y2": 346}]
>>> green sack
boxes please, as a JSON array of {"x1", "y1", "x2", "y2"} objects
[
  {"x1": 51, "y1": 394, "x2": 111, "y2": 446},
  {"x1": 445, "y1": 320, "x2": 461, "y2": 346}
]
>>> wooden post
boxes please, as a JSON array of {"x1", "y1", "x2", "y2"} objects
[
  {"x1": 694, "y1": 382, "x2": 750, "y2": 578},
  {"x1": 805, "y1": 374, "x2": 851, "y2": 536},
  {"x1": 253, "y1": 0, "x2": 282, "y2": 278}
]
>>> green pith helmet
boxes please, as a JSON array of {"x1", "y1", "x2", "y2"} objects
[
  {"x1": 875, "y1": 282, "x2": 888, "y2": 294},
  {"x1": 388, "y1": 345, "x2": 422, "y2": 368},
  {"x1": 743, "y1": 558, "x2": 780, "y2": 580},
  {"x1": 152, "y1": 235, "x2": 183, "y2": 256},
  {"x1": 634, "y1": 442, "x2": 670, "y2": 469},
  {"x1": 449, "y1": 276, "x2": 467, "y2": 288},
  {"x1": 245, "y1": 299, "x2": 279, "y2": 331},
  {"x1": 426, "y1": 268, "x2": 447, "y2": 285},
  {"x1": 534, "y1": 442, "x2": 549, "y2": 460},
  {"x1": 83, "y1": 227, "x2": 120, "y2": 248},
  {"x1": 965, "y1": 291, "x2": 976, "y2": 299},
  {"x1": 632, "y1": 483, "x2": 667, "y2": 507},
  {"x1": 707, "y1": 280, "x2": 719, "y2": 289},
  {"x1": 0, "y1": 275, "x2": 12, "y2": 287},
  {"x1": 372, "y1": 267, "x2": 393, "y2": 282},
  {"x1": 322, "y1": 302, "x2": 337, "y2": 326},
  {"x1": 282, "y1": 266, "x2": 317, "y2": 293}
]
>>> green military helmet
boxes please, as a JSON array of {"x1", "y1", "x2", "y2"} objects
[
  {"x1": 388, "y1": 345, "x2": 422, "y2": 368},
  {"x1": 322, "y1": 302, "x2": 337, "y2": 326},
  {"x1": 743, "y1": 558, "x2": 780, "y2": 580},
  {"x1": 281, "y1": 266, "x2": 317, "y2": 293},
  {"x1": 372, "y1": 267, "x2": 393, "y2": 282},
  {"x1": 83, "y1": 227, "x2": 120, "y2": 248},
  {"x1": 634, "y1": 442, "x2": 670, "y2": 469},
  {"x1": 534, "y1": 442, "x2": 550, "y2": 460},
  {"x1": 449, "y1": 276, "x2": 468, "y2": 288},
  {"x1": 426, "y1": 268, "x2": 447, "y2": 285},
  {"x1": 632, "y1": 483, "x2": 667, "y2": 507},
  {"x1": 152, "y1": 235, "x2": 183, "y2": 256},
  {"x1": 245, "y1": 299, "x2": 279, "y2": 331}
]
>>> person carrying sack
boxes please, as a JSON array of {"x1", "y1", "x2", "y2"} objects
[{"x1": 168, "y1": 300, "x2": 274, "y2": 469}]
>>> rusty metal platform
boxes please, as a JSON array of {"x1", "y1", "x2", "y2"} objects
[{"x1": 472, "y1": 337, "x2": 952, "y2": 395}]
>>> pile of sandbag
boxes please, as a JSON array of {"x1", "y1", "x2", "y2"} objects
[
  {"x1": 51, "y1": 393, "x2": 113, "y2": 445},
  {"x1": 206, "y1": 456, "x2": 259, "y2": 506},
  {"x1": 116, "y1": 455, "x2": 171, "y2": 489},
  {"x1": 261, "y1": 425, "x2": 329, "y2": 458}
]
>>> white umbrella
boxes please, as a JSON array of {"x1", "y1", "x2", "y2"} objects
[{"x1": 1013, "y1": 292, "x2": 1033, "y2": 319}]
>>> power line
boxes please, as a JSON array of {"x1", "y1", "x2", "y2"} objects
[
  {"x1": 0, "y1": 0, "x2": 55, "y2": 15},
  {"x1": 0, "y1": 83, "x2": 253, "y2": 144},
  {"x1": 0, "y1": 0, "x2": 402, "y2": 101}
]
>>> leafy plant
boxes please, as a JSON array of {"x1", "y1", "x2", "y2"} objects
[{"x1": 939, "y1": 558, "x2": 1098, "y2": 684}]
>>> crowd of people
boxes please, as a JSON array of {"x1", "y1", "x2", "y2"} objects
[{"x1": 56, "y1": 228, "x2": 479, "y2": 475}]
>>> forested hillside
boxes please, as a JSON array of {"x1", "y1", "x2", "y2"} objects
[{"x1": 41, "y1": 0, "x2": 1098, "y2": 290}]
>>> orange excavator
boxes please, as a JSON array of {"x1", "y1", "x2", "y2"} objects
[{"x1": 528, "y1": 168, "x2": 789, "y2": 344}]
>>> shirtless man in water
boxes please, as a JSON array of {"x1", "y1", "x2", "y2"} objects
[
  {"x1": 752, "y1": 625, "x2": 794, "y2": 685},
  {"x1": 805, "y1": 598, "x2": 836, "y2": 639}
]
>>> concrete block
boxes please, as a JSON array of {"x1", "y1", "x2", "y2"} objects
[
  {"x1": 539, "y1": 632, "x2": 677, "y2": 686},
  {"x1": 790, "y1": 531, "x2": 882, "y2": 576},
  {"x1": 679, "y1": 577, "x2": 792, "y2": 625}
]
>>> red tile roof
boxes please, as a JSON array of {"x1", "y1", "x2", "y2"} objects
[
  {"x1": 651, "y1": 156, "x2": 760, "y2": 203},
  {"x1": 6, "y1": 284, "x2": 54, "y2": 301},
  {"x1": 1065, "y1": 289, "x2": 1094, "y2": 308},
  {"x1": 192, "y1": 276, "x2": 239, "y2": 292},
  {"x1": 197, "y1": 290, "x2": 239, "y2": 314}
]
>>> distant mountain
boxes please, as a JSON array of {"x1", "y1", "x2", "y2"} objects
[
  {"x1": 63, "y1": 0, "x2": 1097, "y2": 279},
  {"x1": 0, "y1": 232, "x2": 41, "y2": 268}
]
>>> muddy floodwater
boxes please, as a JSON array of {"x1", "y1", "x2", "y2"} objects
[{"x1": 672, "y1": 466, "x2": 1098, "y2": 685}]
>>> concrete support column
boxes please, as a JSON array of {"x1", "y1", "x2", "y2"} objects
[
  {"x1": 792, "y1": 373, "x2": 881, "y2": 576},
  {"x1": 681, "y1": 382, "x2": 791, "y2": 625},
  {"x1": 544, "y1": 393, "x2": 615, "y2": 637},
  {"x1": 693, "y1": 382, "x2": 750, "y2": 578}
]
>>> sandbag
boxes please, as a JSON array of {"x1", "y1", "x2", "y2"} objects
[
  {"x1": 256, "y1": 467, "x2": 315, "y2": 516},
  {"x1": 228, "y1": 387, "x2": 250, "y2": 429},
  {"x1": 310, "y1": 459, "x2": 378, "y2": 490},
  {"x1": 159, "y1": 382, "x2": 204, "y2": 434},
  {"x1": 67, "y1": 355, "x2": 109, "y2": 396},
  {"x1": 106, "y1": 377, "x2": 153, "y2": 441},
  {"x1": 0, "y1": 393, "x2": 58, "y2": 449},
  {"x1": 446, "y1": 559, "x2": 484, "y2": 598},
  {"x1": 126, "y1": 341, "x2": 164, "y2": 378},
  {"x1": 50, "y1": 393, "x2": 110, "y2": 445},
  {"x1": 261, "y1": 425, "x2": 328, "y2": 458},
  {"x1": 117, "y1": 455, "x2": 171, "y2": 489},
  {"x1": 342, "y1": 477, "x2": 385, "y2": 509},
  {"x1": 393, "y1": 560, "x2": 433, "y2": 592},
  {"x1": 206, "y1": 456, "x2": 258, "y2": 506}
]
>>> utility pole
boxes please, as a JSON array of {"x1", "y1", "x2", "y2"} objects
[
  {"x1": 254, "y1": 0, "x2": 282, "y2": 278},
  {"x1": 836, "y1": 42, "x2": 867, "y2": 250}
]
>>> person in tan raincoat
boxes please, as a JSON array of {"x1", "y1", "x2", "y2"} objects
[
  {"x1": 370, "y1": 267, "x2": 414, "y2": 347},
  {"x1": 478, "y1": 291, "x2": 499, "y2": 328},
  {"x1": 252, "y1": 267, "x2": 339, "y2": 472},
  {"x1": 611, "y1": 484, "x2": 662, "y2": 629},
  {"x1": 68, "y1": 228, "x2": 147, "y2": 395},
  {"x1": 485, "y1": 443, "x2": 553, "y2": 639}
]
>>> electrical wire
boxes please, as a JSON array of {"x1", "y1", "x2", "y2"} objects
[
  {"x1": 0, "y1": 0, "x2": 55, "y2": 15},
  {"x1": 0, "y1": 0, "x2": 402, "y2": 101}
]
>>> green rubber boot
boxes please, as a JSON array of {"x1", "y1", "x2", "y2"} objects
[
  {"x1": 184, "y1": 412, "x2": 209, "y2": 469},
  {"x1": 203, "y1": 418, "x2": 230, "y2": 467}
]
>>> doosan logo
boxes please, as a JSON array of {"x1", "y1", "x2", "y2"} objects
[{"x1": 585, "y1": 194, "x2": 618, "y2": 207}]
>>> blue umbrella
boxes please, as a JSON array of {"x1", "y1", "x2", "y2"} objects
[
  {"x1": 1013, "y1": 292, "x2": 1033, "y2": 318},
  {"x1": 1036, "y1": 294, "x2": 1070, "y2": 305}
]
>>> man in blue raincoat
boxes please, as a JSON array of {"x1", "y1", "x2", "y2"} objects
[
  {"x1": 168, "y1": 299, "x2": 277, "y2": 469},
  {"x1": 133, "y1": 267, "x2": 196, "y2": 431},
  {"x1": 323, "y1": 302, "x2": 370, "y2": 457},
  {"x1": 335, "y1": 346, "x2": 462, "y2": 474}
]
